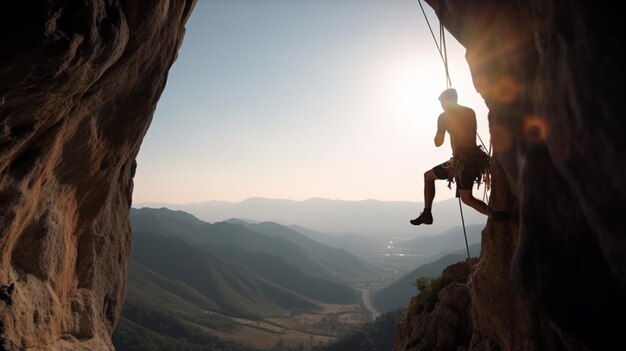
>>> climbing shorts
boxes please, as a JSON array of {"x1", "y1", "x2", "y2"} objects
[
  {"x1": 431, "y1": 146, "x2": 488, "y2": 191},
  {"x1": 432, "y1": 161, "x2": 480, "y2": 190}
]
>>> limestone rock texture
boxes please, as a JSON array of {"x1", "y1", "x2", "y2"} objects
[
  {"x1": 0, "y1": 1, "x2": 195, "y2": 350},
  {"x1": 393, "y1": 260, "x2": 476, "y2": 351},
  {"x1": 394, "y1": 1, "x2": 625, "y2": 350}
]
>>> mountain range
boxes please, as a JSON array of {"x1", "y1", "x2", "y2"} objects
[
  {"x1": 223, "y1": 218, "x2": 383, "y2": 281},
  {"x1": 115, "y1": 207, "x2": 389, "y2": 350},
  {"x1": 130, "y1": 208, "x2": 383, "y2": 283},
  {"x1": 135, "y1": 197, "x2": 486, "y2": 238},
  {"x1": 131, "y1": 230, "x2": 325, "y2": 318},
  {"x1": 114, "y1": 206, "x2": 486, "y2": 350}
]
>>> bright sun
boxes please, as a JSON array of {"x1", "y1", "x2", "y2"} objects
[{"x1": 380, "y1": 60, "x2": 446, "y2": 129}]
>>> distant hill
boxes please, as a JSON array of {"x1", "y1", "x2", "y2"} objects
[
  {"x1": 113, "y1": 209, "x2": 369, "y2": 351},
  {"x1": 224, "y1": 219, "x2": 384, "y2": 281},
  {"x1": 206, "y1": 245, "x2": 358, "y2": 305},
  {"x1": 135, "y1": 197, "x2": 486, "y2": 238},
  {"x1": 131, "y1": 207, "x2": 380, "y2": 283},
  {"x1": 131, "y1": 230, "x2": 321, "y2": 318},
  {"x1": 373, "y1": 243, "x2": 481, "y2": 313},
  {"x1": 315, "y1": 309, "x2": 405, "y2": 351},
  {"x1": 120, "y1": 206, "x2": 485, "y2": 350},
  {"x1": 287, "y1": 223, "x2": 386, "y2": 253},
  {"x1": 397, "y1": 224, "x2": 484, "y2": 255}
]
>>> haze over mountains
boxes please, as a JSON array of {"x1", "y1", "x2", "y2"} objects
[
  {"x1": 116, "y1": 208, "x2": 389, "y2": 350},
  {"x1": 115, "y1": 205, "x2": 487, "y2": 350},
  {"x1": 131, "y1": 230, "x2": 323, "y2": 317},
  {"x1": 400, "y1": 224, "x2": 483, "y2": 256},
  {"x1": 135, "y1": 197, "x2": 486, "y2": 238},
  {"x1": 130, "y1": 208, "x2": 383, "y2": 283}
]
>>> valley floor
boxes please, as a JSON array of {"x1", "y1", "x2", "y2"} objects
[{"x1": 200, "y1": 303, "x2": 369, "y2": 349}]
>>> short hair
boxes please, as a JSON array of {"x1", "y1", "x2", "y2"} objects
[{"x1": 438, "y1": 88, "x2": 457, "y2": 102}]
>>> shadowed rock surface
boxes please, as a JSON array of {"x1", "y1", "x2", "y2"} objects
[
  {"x1": 394, "y1": 0, "x2": 625, "y2": 350},
  {"x1": 394, "y1": 260, "x2": 476, "y2": 351},
  {"x1": 0, "y1": 1, "x2": 195, "y2": 349}
]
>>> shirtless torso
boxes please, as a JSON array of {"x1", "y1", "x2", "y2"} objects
[{"x1": 434, "y1": 104, "x2": 477, "y2": 152}]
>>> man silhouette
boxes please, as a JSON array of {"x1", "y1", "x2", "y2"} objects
[{"x1": 410, "y1": 88, "x2": 502, "y2": 225}]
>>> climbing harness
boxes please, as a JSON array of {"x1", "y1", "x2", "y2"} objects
[
  {"x1": 417, "y1": 0, "x2": 493, "y2": 259},
  {"x1": 441, "y1": 146, "x2": 490, "y2": 193},
  {"x1": 481, "y1": 142, "x2": 492, "y2": 203},
  {"x1": 475, "y1": 130, "x2": 492, "y2": 203}
]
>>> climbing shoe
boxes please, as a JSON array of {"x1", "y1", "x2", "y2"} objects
[{"x1": 410, "y1": 211, "x2": 433, "y2": 226}]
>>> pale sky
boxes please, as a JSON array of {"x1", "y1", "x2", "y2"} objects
[{"x1": 132, "y1": 0, "x2": 490, "y2": 204}]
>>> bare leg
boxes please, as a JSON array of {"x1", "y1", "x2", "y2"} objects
[
  {"x1": 424, "y1": 170, "x2": 437, "y2": 210},
  {"x1": 459, "y1": 190, "x2": 490, "y2": 216},
  {"x1": 410, "y1": 170, "x2": 438, "y2": 225}
]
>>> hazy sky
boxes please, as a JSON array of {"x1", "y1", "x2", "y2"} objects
[{"x1": 132, "y1": 0, "x2": 490, "y2": 204}]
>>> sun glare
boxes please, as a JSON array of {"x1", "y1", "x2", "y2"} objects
[{"x1": 379, "y1": 60, "x2": 445, "y2": 129}]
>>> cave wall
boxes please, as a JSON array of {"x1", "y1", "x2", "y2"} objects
[
  {"x1": 0, "y1": 1, "x2": 195, "y2": 349},
  {"x1": 2, "y1": 1, "x2": 624, "y2": 350},
  {"x1": 394, "y1": 0, "x2": 626, "y2": 350}
]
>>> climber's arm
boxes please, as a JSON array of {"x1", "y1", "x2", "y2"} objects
[{"x1": 434, "y1": 114, "x2": 445, "y2": 147}]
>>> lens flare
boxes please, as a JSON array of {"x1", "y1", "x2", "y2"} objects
[
  {"x1": 493, "y1": 75, "x2": 520, "y2": 104},
  {"x1": 523, "y1": 115, "x2": 550, "y2": 143}
]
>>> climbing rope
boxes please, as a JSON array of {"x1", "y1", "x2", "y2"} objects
[
  {"x1": 417, "y1": 0, "x2": 451, "y2": 88},
  {"x1": 458, "y1": 196, "x2": 471, "y2": 259},
  {"x1": 475, "y1": 131, "x2": 493, "y2": 203},
  {"x1": 417, "y1": 0, "x2": 496, "y2": 259},
  {"x1": 482, "y1": 142, "x2": 492, "y2": 203},
  {"x1": 440, "y1": 20, "x2": 452, "y2": 89}
]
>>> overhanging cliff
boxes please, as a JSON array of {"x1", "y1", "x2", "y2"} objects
[
  {"x1": 394, "y1": 1, "x2": 626, "y2": 350},
  {"x1": 0, "y1": 1, "x2": 195, "y2": 349}
]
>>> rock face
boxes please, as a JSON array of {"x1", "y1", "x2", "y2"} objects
[
  {"x1": 0, "y1": 1, "x2": 195, "y2": 350},
  {"x1": 394, "y1": 260, "x2": 476, "y2": 351},
  {"x1": 394, "y1": 1, "x2": 626, "y2": 350}
]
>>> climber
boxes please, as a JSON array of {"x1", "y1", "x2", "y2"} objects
[{"x1": 410, "y1": 89, "x2": 504, "y2": 225}]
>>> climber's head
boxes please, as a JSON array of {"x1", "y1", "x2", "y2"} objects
[{"x1": 438, "y1": 88, "x2": 457, "y2": 109}]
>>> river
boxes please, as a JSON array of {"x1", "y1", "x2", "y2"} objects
[{"x1": 359, "y1": 288, "x2": 381, "y2": 321}]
